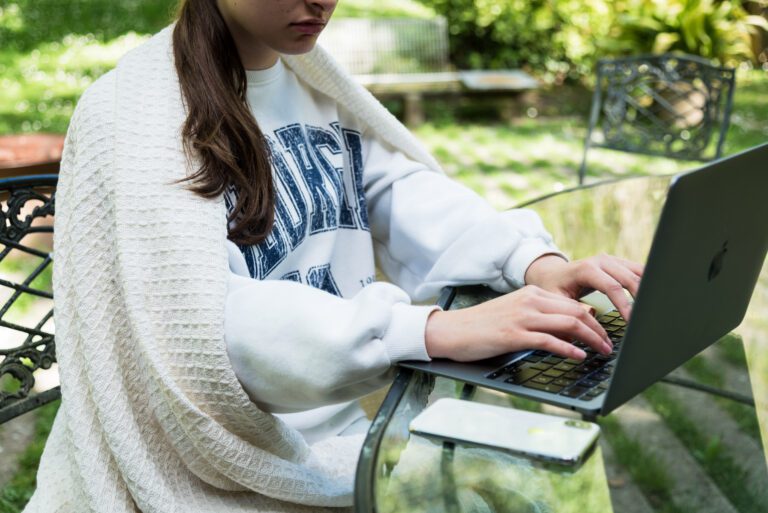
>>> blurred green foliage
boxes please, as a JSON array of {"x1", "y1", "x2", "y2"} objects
[
  {"x1": 0, "y1": 0, "x2": 176, "y2": 51},
  {"x1": 416, "y1": 0, "x2": 614, "y2": 83},
  {"x1": 0, "y1": 0, "x2": 434, "y2": 133},
  {"x1": 417, "y1": 0, "x2": 767, "y2": 83},
  {"x1": 607, "y1": 0, "x2": 768, "y2": 67},
  {"x1": 0, "y1": 401, "x2": 59, "y2": 513}
]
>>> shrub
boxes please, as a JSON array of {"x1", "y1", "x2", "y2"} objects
[
  {"x1": 418, "y1": 0, "x2": 768, "y2": 82},
  {"x1": 606, "y1": 0, "x2": 768, "y2": 67},
  {"x1": 417, "y1": 0, "x2": 614, "y2": 83}
]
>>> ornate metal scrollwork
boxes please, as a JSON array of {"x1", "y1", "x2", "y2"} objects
[
  {"x1": 1, "y1": 186, "x2": 56, "y2": 243},
  {"x1": 596, "y1": 54, "x2": 735, "y2": 162},
  {"x1": 0, "y1": 175, "x2": 58, "y2": 423}
]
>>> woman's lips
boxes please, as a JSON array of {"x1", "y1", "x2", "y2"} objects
[{"x1": 290, "y1": 21, "x2": 325, "y2": 35}]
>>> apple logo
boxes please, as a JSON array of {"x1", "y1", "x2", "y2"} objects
[{"x1": 708, "y1": 241, "x2": 728, "y2": 282}]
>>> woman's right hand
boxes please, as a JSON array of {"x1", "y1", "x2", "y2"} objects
[{"x1": 424, "y1": 285, "x2": 613, "y2": 362}]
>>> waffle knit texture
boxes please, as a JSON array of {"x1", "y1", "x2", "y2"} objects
[{"x1": 25, "y1": 25, "x2": 445, "y2": 513}]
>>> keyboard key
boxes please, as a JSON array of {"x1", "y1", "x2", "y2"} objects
[
  {"x1": 564, "y1": 371, "x2": 587, "y2": 379},
  {"x1": 585, "y1": 389, "x2": 605, "y2": 399},
  {"x1": 554, "y1": 362, "x2": 576, "y2": 371},
  {"x1": 553, "y1": 378, "x2": 576, "y2": 387},
  {"x1": 581, "y1": 362, "x2": 603, "y2": 372},
  {"x1": 543, "y1": 369, "x2": 565, "y2": 378},
  {"x1": 561, "y1": 386, "x2": 590, "y2": 398},
  {"x1": 531, "y1": 375, "x2": 554, "y2": 385},
  {"x1": 523, "y1": 381, "x2": 565, "y2": 393},
  {"x1": 578, "y1": 379, "x2": 600, "y2": 388},
  {"x1": 523, "y1": 354, "x2": 543, "y2": 363},
  {"x1": 504, "y1": 368, "x2": 541, "y2": 385},
  {"x1": 598, "y1": 311, "x2": 620, "y2": 321},
  {"x1": 542, "y1": 355, "x2": 565, "y2": 365},
  {"x1": 529, "y1": 362, "x2": 552, "y2": 371},
  {"x1": 592, "y1": 372, "x2": 611, "y2": 381}
]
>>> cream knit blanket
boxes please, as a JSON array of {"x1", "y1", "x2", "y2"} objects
[{"x1": 26, "y1": 26, "x2": 441, "y2": 513}]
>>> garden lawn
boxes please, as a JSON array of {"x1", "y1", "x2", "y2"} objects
[{"x1": 413, "y1": 70, "x2": 768, "y2": 209}]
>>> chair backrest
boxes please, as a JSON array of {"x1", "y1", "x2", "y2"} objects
[
  {"x1": 578, "y1": 54, "x2": 736, "y2": 184},
  {"x1": 317, "y1": 17, "x2": 451, "y2": 75},
  {"x1": 0, "y1": 174, "x2": 58, "y2": 424}
]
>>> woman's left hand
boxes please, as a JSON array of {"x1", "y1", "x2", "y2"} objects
[{"x1": 524, "y1": 253, "x2": 644, "y2": 321}]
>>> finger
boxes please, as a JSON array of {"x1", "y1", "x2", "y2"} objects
[
  {"x1": 618, "y1": 257, "x2": 645, "y2": 277},
  {"x1": 530, "y1": 332, "x2": 587, "y2": 361},
  {"x1": 576, "y1": 265, "x2": 634, "y2": 321},
  {"x1": 602, "y1": 258, "x2": 643, "y2": 298},
  {"x1": 532, "y1": 295, "x2": 610, "y2": 343},
  {"x1": 530, "y1": 313, "x2": 612, "y2": 356}
]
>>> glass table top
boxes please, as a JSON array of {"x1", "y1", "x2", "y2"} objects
[{"x1": 355, "y1": 174, "x2": 768, "y2": 513}]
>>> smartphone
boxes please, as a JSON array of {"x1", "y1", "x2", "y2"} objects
[{"x1": 409, "y1": 398, "x2": 600, "y2": 466}]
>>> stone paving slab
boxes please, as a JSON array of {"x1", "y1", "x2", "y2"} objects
[
  {"x1": 612, "y1": 396, "x2": 739, "y2": 513},
  {"x1": 660, "y1": 372, "x2": 768, "y2": 508},
  {"x1": 598, "y1": 438, "x2": 655, "y2": 513}
]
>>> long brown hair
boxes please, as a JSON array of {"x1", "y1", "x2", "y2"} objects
[{"x1": 172, "y1": 0, "x2": 274, "y2": 246}]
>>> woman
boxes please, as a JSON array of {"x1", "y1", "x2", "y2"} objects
[{"x1": 27, "y1": 0, "x2": 641, "y2": 512}]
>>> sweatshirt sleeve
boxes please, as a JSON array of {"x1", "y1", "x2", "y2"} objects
[
  {"x1": 364, "y1": 137, "x2": 567, "y2": 301},
  {"x1": 224, "y1": 240, "x2": 438, "y2": 414}
]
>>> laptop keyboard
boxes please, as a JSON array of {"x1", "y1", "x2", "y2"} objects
[{"x1": 485, "y1": 310, "x2": 625, "y2": 401}]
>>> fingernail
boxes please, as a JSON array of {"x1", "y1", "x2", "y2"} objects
[
  {"x1": 574, "y1": 348, "x2": 587, "y2": 360},
  {"x1": 602, "y1": 341, "x2": 612, "y2": 354}
]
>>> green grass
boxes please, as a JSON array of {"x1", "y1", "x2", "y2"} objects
[
  {"x1": 412, "y1": 69, "x2": 768, "y2": 208},
  {"x1": 716, "y1": 333, "x2": 749, "y2": 367},
  {"x1": 644, "y1": 385, "x2": 768, "y2": 513},
  {"x1": 0, "y1": 401, "x2": 59, "y2": 513}
]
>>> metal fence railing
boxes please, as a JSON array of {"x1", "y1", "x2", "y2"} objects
[{"x1": 317, "y1": 17, "x2": 450, "y2": 75}]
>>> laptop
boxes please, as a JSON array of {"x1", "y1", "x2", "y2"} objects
[{"x1": 400, "y1": 142, "x2": 768, "y2": 417}]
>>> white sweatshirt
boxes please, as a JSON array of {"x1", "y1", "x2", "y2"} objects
[{"x1": 224, "y1": 59, "x2": 562, "y2": 443}]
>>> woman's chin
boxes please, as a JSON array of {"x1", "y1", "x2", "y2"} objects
[{"x1": 279, "y1": 37, "x2": 322, "y2": 56}]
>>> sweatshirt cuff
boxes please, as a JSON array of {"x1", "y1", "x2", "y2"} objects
[
  {"x1": 502, "y1": 238, "x2": 568, "y2": 289},
  {"x1": 382, "y1": 303, "x2": 440, "y2": 363}
]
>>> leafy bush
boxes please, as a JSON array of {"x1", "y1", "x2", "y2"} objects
[
  {"x1": 417, "y1": 0, "x2": 614, "y2": 83},
  {"x1": 0, "y1": 0, "x2": 176, "y2": 51},
  {"x1": 418, "y1": 0, "x2": 767, "y2": 82},
  {"x1": 606, "y1": 0, "x2": 768, "y2": 67}
]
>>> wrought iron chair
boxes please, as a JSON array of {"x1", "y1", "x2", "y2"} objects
[
  {"x1": 0, "y1": 174, "x2": 58, "y2": 424},
  {"x1": 578, "y1": 53, "x2": 736, "y2": 185}
]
